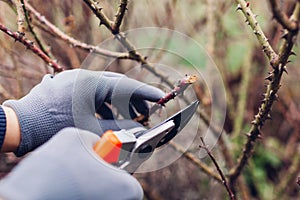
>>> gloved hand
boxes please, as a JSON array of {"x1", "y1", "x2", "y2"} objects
[
  {"x1": 0, "y1": 128, "x2": 143, "y2": 200},
  {"x1": 4, "y1": 69, "x2": 165, "y2": 156}
]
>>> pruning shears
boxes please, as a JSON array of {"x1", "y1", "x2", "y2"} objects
[{"x1": 94, "y1": 101, "x2": 199, "y2": 173}]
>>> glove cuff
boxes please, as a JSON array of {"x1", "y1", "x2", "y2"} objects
[{"x1": 3, "y1": 96, "x2": 59, "y2": 156}]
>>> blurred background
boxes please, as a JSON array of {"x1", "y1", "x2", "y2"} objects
[{"x1": 0, "y1": 0, "x2": 299, "y2": 199}]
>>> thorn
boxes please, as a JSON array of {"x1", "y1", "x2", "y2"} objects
[
  {"x1": 287, "y1": 60, "x2": 292, "y2": 64},
  {"x1": 282, "y1": 66, "x2": 288, "y2": 74},
  {"x1": 236, "y1": 4, "x2": 242, "y2": 11},
  {"x1": 261, "y1": 93, "x2": 267, "y2": 98},
  {"x1": 255, "y1": 114, "x2": 260, "y2": 120},
  {"x1": 254, "y1": 30, "x2": 261, "y2": 35},
  {"x1": 246, "y1": 2, "x2": 250, "y2": 7},
  {"x1": 281, "y1": 31, "x2": 289, "y2": 40},
  {"x1": 290, "y1": 51, "x2": 297, "y2": 56},
  {"x1": 251, "y1": 120, "x2": 256, "y2": 125},
  {"x1": 265, "y1": 74, "x2": 273, "y2": 81},
  {"x1": 245, "y1": 132, "x2": 251, "y2": 137},
  {"x1": 257, "y1": 134, "x2": 262, "y2": 139},
  {"x1": 17, "y1": 31, "x2": 25, "y2": 39},
  {"x1": 144, "y1": 56, "x2": 148, "y2": 60},
  {"x1": 267, "y1": 114, "x2": 272, "y2": 120}
]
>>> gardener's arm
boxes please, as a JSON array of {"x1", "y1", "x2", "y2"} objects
[{"x1": 0, "y1": 106, "x2": 20, "y2": 152}]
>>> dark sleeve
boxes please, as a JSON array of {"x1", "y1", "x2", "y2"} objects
[{"x1": 0, "y1": 106, "x2": 6, "y2": 150}]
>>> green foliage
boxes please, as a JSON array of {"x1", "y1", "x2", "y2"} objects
[
  {"x1": 226, "y1": 42, "x2": 250, "y2": 72},
  {"x1": 245, "y1": 143, "x2": 281, "y2": 199}
]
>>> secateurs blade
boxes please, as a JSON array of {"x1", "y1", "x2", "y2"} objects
[{"x1": 93, "y1": 100, "x2": 199, "y2": 173}]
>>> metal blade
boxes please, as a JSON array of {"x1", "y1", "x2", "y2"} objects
[{"x1": 155, "y1": 100, "x2": 199, "y2": 147}]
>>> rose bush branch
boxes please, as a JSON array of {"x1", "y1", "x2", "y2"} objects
[
  {"x1": 12, "y1": 0, "x2": 26, "y2": 33},
  {"x1": 0, "y1": 22, "x2": 63, "y2": 72},
  {"x1": 200, "y1": 137, "x2": 235, "y2": 200},
  {"x1": 20, "y1": 0, "x2": 53, "y2": 62},
  {"x1": 112, "y1": 0, "x2": 128, "y2": 34},
  {"x1": 269, "y1": 0, "x2": 298, "y2": 31},
  {"x1": 229, "y1": 1, "x2": 300, "y2": 187},
  {"x1": 170, "y1": 141, "x2": 222, "y2": 183},
  {"x1": 235, "y1": 0, "x2": 278, "y2": 64},
  {"x1": 149, "y1": 75, "x2": 198, "y2": 115},
  {"x1": 24, "y1": 2, "x2": 130, "y2": 59}
]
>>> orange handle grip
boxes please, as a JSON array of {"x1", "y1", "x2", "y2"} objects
[{"x1": 93, "y1": 130, "x2": 123, "y2": 164}]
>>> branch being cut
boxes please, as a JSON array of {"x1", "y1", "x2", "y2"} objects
[
  {"x1": 134, "y1": 75, "x2": 197, "y2": 125},
  {"x1": 150, "y1": 75, "x2": 198, "y2": 115},
  {"x1": 0, "y1": 22, "x2": 63, "y2": 72}
]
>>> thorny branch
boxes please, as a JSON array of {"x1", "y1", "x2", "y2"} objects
[
  {"x1": 21, "y1": 0, "x2": 52, "y2": 61},
  {"x1": 200, "y1": 137, "x2": 235, "y2": 200},
  {"x1": 112, "y1": 0, "x2": 128, "y2": 34},
  {"x1": 150, "y1": 75, "x2": 198, "y2": 114},
  {"x1": 170, "y1": 141, "x2": 222, "y2": 183},
  {"x1": 0, "y1": 22, "x2": 63, "y2": 72},
  {"x1": 235, "y1": 0, "x2": 278, "y2": 65},
  {"x1": 135, "y1": 75, "x2": 198, "y2": 125},
  {"x1": 25, "y1": 2, "x2": 130, "y2": 59},
  {"x1": 269, "y1": 0, "x2": 298, "y2": 31},
  {"x1": 12, "y1": 0, "x2": 25, "y2": 33},
  {"x1": 230, "y1": 1, "x2": 300, "y2": 187}
]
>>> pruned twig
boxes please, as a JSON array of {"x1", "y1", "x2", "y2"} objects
[
  {"x1": 200, "y1": 137, "x2": 235, "y2": 200},
  {"x1": 135, "y1": 75, "x2": 197, "y2": 125},
  {"x1": 0, "y1": 22, "x2": 63, "y2": 72},
  {"x1": 150, "y1": 75, "x2": 198, "y2": 115}
]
